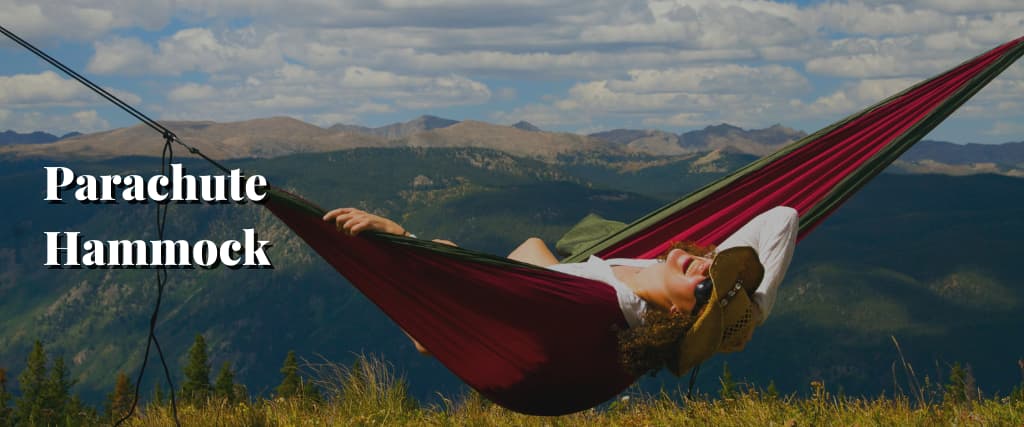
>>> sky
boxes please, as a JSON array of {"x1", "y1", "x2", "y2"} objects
[{"x1": 0, "y1": 0, "x2": 1022, "y2": 143}]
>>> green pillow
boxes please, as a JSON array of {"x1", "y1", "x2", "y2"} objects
[{"x1": 555, "y1": 213, "x2": 627, "y2": 259}]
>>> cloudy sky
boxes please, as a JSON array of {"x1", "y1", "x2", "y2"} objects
[{"x1": 1, "y1": 0, "x2": 1022, "y2": 143}]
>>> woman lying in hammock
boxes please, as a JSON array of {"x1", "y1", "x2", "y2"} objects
[{"x1": 322, "y1": 206, "x2": 798, "y2": 375}]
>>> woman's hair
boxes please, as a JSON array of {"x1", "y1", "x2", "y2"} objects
[
  {"x1": 616, "y1": 309, "x2": 696, "y2": 376},
  {"x1": 616, "y1": 241, "x2": 716, "y2": 376},
  {"x1": 658, "y1": 241, "x2": 717, "y2": 260}
]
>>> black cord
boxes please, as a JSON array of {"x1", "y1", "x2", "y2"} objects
[
  {"x1": 686, "y1": 363, "x2": 701, "y2": 400},
  {"x1": 0, "y1": 24, "x2": 246, "y2": 427},
  {"x1": 114, "y1": 137, "x2": 180, "y2": 426}
]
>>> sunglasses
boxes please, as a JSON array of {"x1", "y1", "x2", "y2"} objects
[{"x1": 692, "y1": 278, "x2": 713, "y2": 315}]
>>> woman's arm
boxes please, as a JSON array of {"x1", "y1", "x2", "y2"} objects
[
  {"x1": 323, "y1": 207, "x2": 410, "y2": 237},
  {"x1": 323, "y1": 207, "x2": 563, "y2": 268},
  {"x1": 323, "y1": 207, "x2": 459, "y2": 248},
  {"x1": 718, "y1": 206, "x2": 799, "y2": 323}
]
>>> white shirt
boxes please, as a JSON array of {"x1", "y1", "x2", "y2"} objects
[
  {"x1": 548, "y1": 206, "x2": 799, "y2": 327},
  {"x1": 546, "y1": 256, "x2": 656, "y2": 328}
]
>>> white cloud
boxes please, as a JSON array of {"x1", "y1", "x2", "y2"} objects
[
  {"x1": 86, "y1": 37, "x2": 159, "y2": 75},
  {"x1": 168, "y1": 83, "x2": 216, "y2": 102},
  {"x1": 157, "y1": 64, "x2": 489, "y2": 122},
  {"x1": 5, "y1": 0, "x2": 1022, "y2": 137},
  {"x1": 338, "y1": 67, "x2": 491, "y2": 108},
  {"x1": 985, "y1": 120, "x2": 1024, "y2": 137},
  {"x1": 71, "y1": 110, "x2": 110, "y2": 130},
  {"x1": 0, "y1": 109, "x2": 109, "y2": 134},
  {"x1": 643, "y1": 112, "x2": 705, "y2": 127},
  {"x1": 249, "y1": 94, "x2": 319, "y2": 109},
  {"x1": 78, "y1": 0, "x2": 816, "y2": 80},
  {"x1": 370, "y1": 49, "x2": 763, "y2": 79},
  {"x1": 490, "y1": 103, "x2": 591, "y2": 128},
  {"x1": 806, "y1": 52, "x2": 962, "y2": 79},
  {"x1": 0, "y1": 0, "x2": 173, "y2": 40},
  {"x1": 803, "y1": 34, "x2": 973, "y2": 79},
  {"x1": 0, "y1": 71, "x2": 140, "y2": 107},
  {"x1": 547, "y1": 63, "x2": 809, "y2": 123},
  {"x1": 886, "y1": 0, "x2": 1024, "y2": 14},
  {"x1": 489, "y1": 62, "x2": 816, "y2": 130},
  {"x1": 811, "y1": 2, "x2": 955, "y2": 36},
  {"x1": 0, "y1": 71, "x2": 88, "y2": 106},
  {"x1": 804, "y1": 10, "x2": 1024, "y2": 79},
  {"x1": 805, "y1": 91, "x2": 857, "y2": 117},
  {"x1": 495, "y1": 87, "x2": 517, "y2": 101},
  {"x1": 88, "y1": 27, "x2": 285, "y2": 75},
  {"x1": 580, "y1": 1, "x2": 812, "y2": 48},
  {"x1": 558, "y1": 80, "x2": 678, "y2": 114},
  {"x1": 607, "y1": 64, "x2": 808, "y2": 94}
]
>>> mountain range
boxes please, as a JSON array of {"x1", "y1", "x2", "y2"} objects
[
  {"x1": 0, "y1": 130, "x2": 81, "y2": 145},
  {"x1": 1, "y1": 115, "x2": 1021, "y2": 176}
]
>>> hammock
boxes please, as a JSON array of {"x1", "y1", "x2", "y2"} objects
[{"x1": 264, "y1": 36, "x2": 1024, "y2": 415}]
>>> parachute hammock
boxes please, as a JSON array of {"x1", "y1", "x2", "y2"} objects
[
  {"x1": 5, "y1": 24, "x2": 1019, "y2": 416},
  {"x1": 263, "y1": 36, "x2": 1024, "y2": 415}
]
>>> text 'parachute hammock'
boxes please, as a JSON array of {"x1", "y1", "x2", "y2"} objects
[{"x1": 264, "y1": 36, "x2": 1024, "y2": 416}]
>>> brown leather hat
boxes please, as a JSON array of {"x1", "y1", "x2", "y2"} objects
[{"x1": 673, "y1": 246, "x2": 764, "y2": 375}]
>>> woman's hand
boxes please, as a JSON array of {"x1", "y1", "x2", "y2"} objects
[
  {"x1": 431, "y1": 239, "x2": 457, "y2": 247},
  {"x1": 323, "y1": 207, "x2": 406, "y2": 236}
]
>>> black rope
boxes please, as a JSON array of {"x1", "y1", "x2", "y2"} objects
[
  {"x1": 686, "y1": 363, "x2": 701, "y2": 400},
  {"x1": 0, "y1": 25, "x2": 241, "y2": 427},
  {"x1": 0, "y1": 24, "x2": 230, "y2": 175},
  {"x1": 114, "y1": 136, "x2": 181, "y2": 427}
]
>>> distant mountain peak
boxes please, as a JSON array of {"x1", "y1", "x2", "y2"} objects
[
  {"x1": 0, "y1": 130, "x2": 62, "y2": 146},
  {"x1": 512, "y1": 121, "x2": 542, "y2": 132},
  {"x1": 412, "y1": 114, "x2": 458, "y2": 127},
  {"x1": 703, "y1": 123, "x2": 744, "y2": 133},
  {"x1": 329, "y1": 115, "x2": 459, "y2": 139}
]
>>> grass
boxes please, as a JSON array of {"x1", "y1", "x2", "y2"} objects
[
  {"x1": 124, "y1": 389, "x2": 1024, "y2": 426},
  {"x1": 122, "y1": 355, "x2": 1024, "y2": 427}
]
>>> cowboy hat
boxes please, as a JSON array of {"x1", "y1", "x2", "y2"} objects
[{"x1": 673, "y1": 246, "x2": 764, "y2": 375}]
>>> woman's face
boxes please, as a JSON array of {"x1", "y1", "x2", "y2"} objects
[{"x1": 662, "y1": 248, "x2": 712, "y2": 314}]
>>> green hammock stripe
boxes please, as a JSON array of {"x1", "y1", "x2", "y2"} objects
[{"x1": 799, "y1": 41, "x2": 1024, "y2": 234}]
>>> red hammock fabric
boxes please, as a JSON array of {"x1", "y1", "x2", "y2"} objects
[
  {"x1": 264, "y1": 36, "x2": 1023, "y2": 415},
  {"x1": 265, "y1": 195, "x2": 634, "y2": 415}
]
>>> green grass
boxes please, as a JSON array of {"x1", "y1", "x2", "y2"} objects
[
  {"x1": 121, "y1": 355, "x2": 1024, "y2": 427},
  {"x1": 128, "y1": 396, "x2": 1024, "y2": 427}
]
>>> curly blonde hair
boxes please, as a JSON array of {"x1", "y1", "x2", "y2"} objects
[{"x1": 615, "y1": 241, "x2": 716, "y2": 376}]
